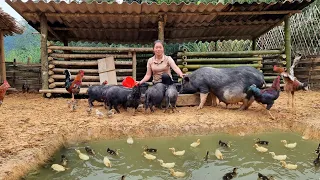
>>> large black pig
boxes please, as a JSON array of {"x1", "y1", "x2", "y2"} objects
[
  {"x1": 180, "y1": 66, "x2": 265, "y2": 110},
  {"x1": 87, "y1": 85, "x2": 112, "y2": 108}
]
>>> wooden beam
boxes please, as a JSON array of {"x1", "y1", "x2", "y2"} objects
[
  {"x1": 285, "y1": 15, "x2": 292, "y2": 72},
  {"x1": 158, "y1": 15, "x2": 164, "y2": 41},
  {"x1": 0, "y1": 31, "x2": 5, "y2": 82},
  {"x1": 48, "y1": 46, "x2": 153, "y2": 52},
  {"x1": 40, "y1": 13, "x2": 48, "y2": 90},
  {"x1": 49, "y1": 53, "x2": 132, "y2": 59},
  {"x1": 52, "y1": 68, "x2": 132, "y2": 74},
  {"x1": 47, "y1": 26, "x2": 63, "y2": 42},
  {"x1": 177, "y1": 49, "x2": 284, "y2": 57},
  {"x1": 252, "y1": 17, "x2": 287, "y2": 39},
  {"x1": 166, "y1": 35, "x2": 253, "y2": 42},
  {"x1": 24, "y1": 10, "x2": 302, "y2": 18},
  {"x1": 51, "y1": 60, "x2": 132, "y2": 66},
  {"x1": 132, "y1": 51, "x2": 137, "y2": 80}
]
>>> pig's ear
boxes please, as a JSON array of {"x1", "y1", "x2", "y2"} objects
[{"x1": 183, "y1": 76, "x2": 190, "y2": 82}]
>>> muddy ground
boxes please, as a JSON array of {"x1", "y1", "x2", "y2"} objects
[{"x1": 0, "y1": 91, "x2": 320, "y2": 179}]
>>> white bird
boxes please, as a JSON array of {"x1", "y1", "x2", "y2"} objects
[
  {"x1": 281, "y1": 140, "x2": 297, "y2": 148},
  {"x1": 254, "y1": 144, "x2": 268, "y2": 153},
  {"x1": 190, "y1": 139, "x2": 201, "y2": 147},
  {"x1": 269, "y1": 152, "x2": 287, "y2": 161},
  {"x1": 96, "y1": 109, "x2": 104, "y2": 118},
  {"x1": 215, "y1": 149, "x2": 223, "y2": 159},
  {"x1": 103, "y1": 156, "x2": 112, "y2": 167},
  {"x1": 107, "y1": 109, "x2": 115, "y2": 118},
  {"x1": 169, "y1": 148, "x2": 185, "y2": 156},
  {"x1": 157, "y1": 159, "x2": 175, "y2": 168},
  {"x1": 51, "y1": 164, "x2": 66, "y2": 172},
  {"x1": 143, "y1": 152, "x2": 156, "y2": 160},
  {"x1": 75, "y1": 149, "x2": 89, "y2": 160},
  {"x1": 127, "y1": 136, "x2": 134, "y2": 144},
  {"x1": 169, "y1": 169, "x2": 186, "y2": 178},
  {"x1": 280, "y1": 161, "x2": 298, "y2": 170}
]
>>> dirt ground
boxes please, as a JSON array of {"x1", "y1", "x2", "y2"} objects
[{"x1": 0, "y1": 91, "x2": 320, "y2": 179}]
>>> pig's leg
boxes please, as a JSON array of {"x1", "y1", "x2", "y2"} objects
[
  {"x1": 244, "y1": 96, "x2": 255, "y2": 110},
  {"x1": 88, "y1": 98, "x2": 94, "y2": 108},
  {"x1": 114, "y1": 104, "x2": 121, "y2": 114},
  {"x1": 164, "y1": 97, "x2": 169, "y2": 113},
  {"x1": 198, "y1": 93, "x2": 209, "y2": 109},
  {"x1": 210, "y1": 91, "x2": 217, "y2": 107}
]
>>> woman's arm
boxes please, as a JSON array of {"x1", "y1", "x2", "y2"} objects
[
  {"x1": 168, "y1": 57, "x2": 184, "y2": 78},
  {"x1": 139, "y1": 62, "x2": 152, "y2": 84}
]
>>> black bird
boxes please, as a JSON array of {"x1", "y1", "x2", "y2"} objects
[
  {"x1": 315, "y1": 143, "x2": 320, "y2": 154},
  {"x1": 223, "y1": 167, "x2": 237, "y2": 180},
  {"x1": 314, "y1": 153, "x2": 320, "y2": 166},
  {"x1": 121, "y1": 175, "x2": 126, "y2": 180},
  {"x1": 22, "y1": 80, "x2": 29, "y2": 93},
  {"x1": 144, "y1": 145, "x2": 157, "y2": 153},
  {"x1": 255, "y1": 138, "x2": 269, "y2": 145},
  {"x1": 107, "y1": 148, "x2": 119, "y2": 156},
  {"x1": 219, "y1": 140, "x2": 230, "y2": 148},
  {"x1": 204, "y1": 151, "x2": 209, "y2": 162},
  {"x1": 60, "y1": 154, "x2": 68, "y2": 166},
  {"x1": 258, "y1": 172, "x2": 274, "y2": 180},
  {"x1": 85, "y1": 146, "x2": 95, "y2": 155}
]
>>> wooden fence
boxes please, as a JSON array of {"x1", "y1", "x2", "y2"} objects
[{"x1": 295, "y1": 55, "x2": 320, "y2": 89}]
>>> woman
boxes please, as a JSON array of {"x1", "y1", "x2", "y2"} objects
[{"x1": 139, "y1": 40, "x2": 184, "y2": 85}]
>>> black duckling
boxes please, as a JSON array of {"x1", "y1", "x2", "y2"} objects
[
  {"x1": 85, "y1": 146, "x2": 95, "y2": 155},
  {"x1": 222, "y1": 167, "x2": 237, "y2": 180},
  {"x1": 258, "y1": 173, "x2": 274, "y2": 180},
  {"x1": 60, "y1": 154, "x2": 68, "y2": 166},
  {"x1": 144, "y1": 145, "x2": 157, "y2": 153},
  {"x1": 121, "y1": 175, "x2": 125, "y2": 180},
  {"x1": 107, "y1": 148, "x2": 119, "y2": 156},
  {"x1": 204, "y1": 151, "x2": 209, "y2": 162},
  {"x1": 255, "y1": 138, "x2": 269, "y2": 145},
  {"x1": 313, "y1": 153, "x2": 320, "y2": 166},
  {"x1": 219, "y1": 140, "x2": 230, "y2": 148},
  {"x1": 315, "y1": 143, "x2": 320, "y2": 154}
]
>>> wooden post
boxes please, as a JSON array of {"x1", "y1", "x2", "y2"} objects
[
  {"x1": 40, "y1": 13, "x2": 49, "y2": 90},
  {"x1": 0, "y1": 31, "x2": 5, "y2": 82},
  {"x1": 158, "y1": 15, "x2": 164, "y2": 41},
  {"x1": 284, "y1": 15, "x2": 291, "y2": 73},
  {"x1": 132, "y1": 51, "x2": 137, "y2": 80},
  {"x1": 252, "y1": 39, "x2": 257, "y2": 51}
]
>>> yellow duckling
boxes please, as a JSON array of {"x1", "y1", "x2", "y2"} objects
[
  {"x1": 169, "y1": 147, "x2": 185, "y2": 156},
  {"x1": 281, "y1": 140, "x2": 297, "y2": 149},
  {"x1": 190, "y1": 139, "x2": 201, "y2": 148},
  {"x1": 280, "y1": 161, "x2": 298, "y2": 170},
  {"x1": 127, "y1": 136, "x2": 134, "y2": 145},
  {"x1": 157, "y1": 159, "x2": 175, "y2": 168},
  {"x1": 51, "y1": 164, "x2": 66, "y2": 172},
  {"x1": 169, "y1": 169, "x2": 186, "y2": 178},
  {"x1": 103, "y1": 156, "x2": 112, "y2": 167},
  {"x1": 75, "y1": 149, "x2": 89, "y2": 160},
  {"x1": 254, "y1": 144, "x2": 268, "y2": 153},
  {"x1": 143, "y1": 152, "x2": 156, "y2": 160},
  {"x1": 215, "y1": 149, "x2": 223, "y2": 159},
  {"x1": 269, "y1": 152, "x2": 287, "y2": 161}
]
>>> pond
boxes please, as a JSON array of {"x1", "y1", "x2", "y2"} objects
[{"x1": 25, "y1": 132, "x2": 320, "y2": 180}]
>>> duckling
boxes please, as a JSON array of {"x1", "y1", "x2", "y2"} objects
[
  {"x1": 315, "y1": 143, "x2": 320, "y2": 154},
  {"x1": 107, "y1": 109, "x2": 115, "y2": 118},
  {"x1": 255, "y1": 138, "x2": 269, "y2": 145},
  {"x1": 258, "y1": 173, "x2": 274, "y2": 180},
  {"x1": 96, "y1": 109, "x2": 104, "y2": 118},
  {"x1": 281, "y1": 140, "x2": 297, "y2": 149},
  {"x1": 204, "y1": 151, "x2": 209, "y2": 162},
  {"x1": 169, "y1": 147, "x2": 185, "y2": 156},
  {"x1": 144, "y1": 145, "x2": 157, "y2": 153},
  {"x1": 169, "y1": 169, "x2": 186, "y2": 178},
  {"x1": 222, "y1": 167, "x2": 237, "y2": 180},
  {"x1": 85, "y1": 146, "x2": 95, "y2": 155},
  {"x1": 157, "y1": 159, "x2": 175, "y2": 168},
  {"x1": 86, "y1": 107, "x2": 92, "y2": 115},
  {"x1": 60, "y1": 154, "x2": 68, "y2": 166},
  {"x1": 103, "y1": 156, "x2": 112, "y2": 167},
  {"x1": 280, "y1": 161, "x2": 298, "y2": 170},
  {"x1": 75, "y1": 149, "x2": 89, "y2": 160},
  {"x1": 219, "y1": 140, "x2": 230, "y2": 148},
  {"x1": 127, "y1": 136, "x2": 134, "y2": 144},
  {"x1": 254, "y1": 144, "x2": 268, "y2": 153},
  {"x1": 269, "y1": 152, "x2": 287, "y2": 161},
  {"x1": 142, "y1": 152, "x2": 156, "y2": 160},
  {"x1": 51, "y1": 164, "x2": 66, "y2": 172},
  {"x1": 215, "y1": 149, "x2": 223, "y2": 160},
  {"x1": 313, "y1": 153, "x2": 320, "y2": 166},
  {"x1": 121, "y1": 175, "x2": 125, "y2": 180},
  {"x1": 107, "y1": 148, "x2": 119, "y2": 156},
  {"x1": 190, "y1": 139, "x2": 201, "y2": 147}
]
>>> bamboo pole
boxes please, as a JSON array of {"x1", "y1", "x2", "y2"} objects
[
  {"x1": 52, "y1": 68, "x2": 132, "y2": 74},
  {"x1": 0, "y1": 31, "x2": 5, "y2": 82},
  {"x1": 252, "y1": 39, "x2": 257, "y2": 51},
  {"x1": 285, "y1": 15, "x2": 292, "y2": 73},
  {"x1": 177, "y1": 57, "x2": 262, "y2": 63},
  {"x1": 51, "y1": 60, "x2": 132, "y2": 66},
  {"x1": 50, "y1": 75, "x2": 126, "y2": 81},
  {"x1": 50, "y1": 53, "x2": 132, "y2": 59},
  {"x1": 178, "y1": 64, "x2": 262, "y2": 69},
  {"x1": 177, "y1": 50, "x2": 284, "y2": 57},
  {"x1": 47, "y1": 46, "x2": 153, "y2": 52},
  {"x1": 40, "y1": 13, "x2": 48, "y2": 90},
  {"x1": 132, "y1": 51, "x2": 137, "y2": 80}
]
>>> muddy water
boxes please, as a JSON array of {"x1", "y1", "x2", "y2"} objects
[{"x1": 25, "y1": 132, "x2": 320, "y2": 180}]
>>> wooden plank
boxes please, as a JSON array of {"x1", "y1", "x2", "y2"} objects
[
  {"x1": 50, "y1": 53, "x2": 132, "y2": 59},
  {"x1": 50, "y1": 74, "x2": 126, "y2": 81},
  {"x1": 176, "y1": 93, "x2": 212, "y2": 107},
  {"x1": 48, "y1": 46, "x2": 153, "y2": 52},
  {"x1": 39, "y1": 88, "x2": 88, "y2": 94},
  {"x1": 40, "y1": 13, "x2": 48, "y2": 90},
  {"x1": 132, "y1": 51, "x2": 137, "y2": 80},
  {"x1": 51, "y1": 60, "x2": 132, "y2": 66},
  {"x1": 0, "y1": 31, "x2": 5, "y2": 82},
  {"x1": 98, "y1": 57, "x2": 117, "y2": 85}
]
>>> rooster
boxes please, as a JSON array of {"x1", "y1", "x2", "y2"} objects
[
  {"x1": 64, "y1": 69, "x2": 84, "y2": 110},
  {"x1": 0, "y1": 80, "x2": 11, "y2": 107},
  {"x1": 246, "y1": 76, "x2": 281, "y2": 120}
]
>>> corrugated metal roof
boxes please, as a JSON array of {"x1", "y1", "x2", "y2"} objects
[
  {"x1": 0, "y1": 7, "x2": 24, "y2": 36},
  {"x1": 5, "y1": 0, "x2": 314, "y2": 43}
]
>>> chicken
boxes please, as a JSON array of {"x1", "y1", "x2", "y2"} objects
[
  {"x1": 246, "y1": 76, "x2": 281, "y2": 120},
  {"x1": 273, "y1": 65, "x2": 286, "y2": 74},
  {"x1": 22, "y1": 80, "x2": 29, "y2": 93},
  {"x1": 0, "y1": 80, "x2": 11, "y2": 107},
  {"x1": 64, "y1": 69, "x2": 84, "y2": 110}
]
